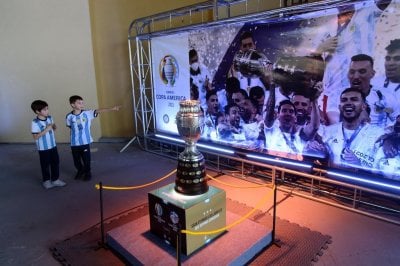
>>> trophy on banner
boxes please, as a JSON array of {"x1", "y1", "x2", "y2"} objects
[
  {"x1": 233, "y1": 49, "x2": 272, "y2": 79},
  {"x1": 175, "y1": 100, "x2": 208, "y2": 195},
  {"x1": 163, "y1": 56, "x2": 175, "y2": 86},
  {"x1": 272, "y1": 55, "x2": 325, "y2": 100}
]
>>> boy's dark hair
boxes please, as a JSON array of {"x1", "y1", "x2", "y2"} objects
[
  {"x1": 69, "y1": 95, "x2": 83, "y2": 104},
  {"x1": 31, "y1": 100, "x2": 48, "y2": 113}
]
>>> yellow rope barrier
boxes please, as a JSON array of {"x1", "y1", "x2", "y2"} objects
[
  {"x1": 95, "y1": 167, "x2": 275, "y2": 236},
  {"x1": 94, "y1": 169, "x2": 177, "y2": 190},
  {"x1": 181, "y1": 185, "x2": 275, "y2": 235},
  {"x1": 207, "y1": 174, "x2": 273, "y2": 189}
]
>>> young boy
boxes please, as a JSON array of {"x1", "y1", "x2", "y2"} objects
[
  {"x1": 31, "y1": 100, "x2": 66, "y2": 189},
  {"x1": 66, "y1": 95, "x2": 120, "y2": 181}
]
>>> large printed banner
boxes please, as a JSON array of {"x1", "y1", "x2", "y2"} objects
[
  {"x1": 151, "y1": 0, "x2": 400, "y2": 182},
  {"x1": 152, "y1": 33, "x2": 190, "y2": 134}
]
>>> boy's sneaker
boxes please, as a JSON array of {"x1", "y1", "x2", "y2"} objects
[
  {"x1": 43, "y1": 180, "x2": 54, "y2": 189},
  {"x1": 52, "y1": 179, "x2": 66, "y2": 187}
]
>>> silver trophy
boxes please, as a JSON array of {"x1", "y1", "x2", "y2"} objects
[
  {"x1": 272, "y1": 55, "x2": 325, "y2": 99},
  {"x1": 163, "y1": 56, "x2": 175, "y2": 86},
  {"x1": 175, "y1": 100, "x2": 208, "y2": 195},
  {"x1": 233, "y1": 49, "x2": 272, "y2": 78}
]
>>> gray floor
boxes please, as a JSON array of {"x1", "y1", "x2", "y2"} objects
[{"x1": 0, "y1": 142, "x2": 399, "y2": 265}]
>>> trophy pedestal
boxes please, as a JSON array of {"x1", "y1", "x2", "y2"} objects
[{"x1": 148, "y1": 183, "x2": 226, "y2": 255}]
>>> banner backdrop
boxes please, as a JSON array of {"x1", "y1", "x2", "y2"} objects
[
  {"x1": 151, "y1": 0, "x2": 400, "y2": 182},
  {"x1": 152, "y1": 33, "x2": 189, "y2": 134}
]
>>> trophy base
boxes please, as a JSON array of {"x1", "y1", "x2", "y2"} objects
[
  {"x1": 148, "y1": 183, "x2": 226, "y2": 255},
  {"x1": 175, "y1": 156, "x2": 208, "y2": 195}
]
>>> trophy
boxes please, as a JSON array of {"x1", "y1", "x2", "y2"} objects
[
  {"x1": 272, "y1": 55, "x2": 325, "y2": 100},
  {"x1": 163, "y1": 56, "x2": 175, "y2": 86},
  {"x1": 175, "y1": 100, "x2": 208, "y2": 195},
  {"x1": 233, "y1": 49, "x2": 272, "y2": 79}
]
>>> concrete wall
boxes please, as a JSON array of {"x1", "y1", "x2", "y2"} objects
[
  {"x1": 88, "y1": 0, "x2": 212, "y2": 140},
  {"x1": 0, "y1": 0, "x2": 284, "y2": 143},
  {"x1": 0, "y1": 0, "x2": 212, "y2": 143},
  {"x1": 0, "y1": 0, "x2": 99, "y2": 143}
]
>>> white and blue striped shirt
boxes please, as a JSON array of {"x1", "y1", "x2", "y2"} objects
[
  {"x1": 31, "y1": 116, "x2": 57, "y2": 151},
  {"x1": 66, "y1": 110, "x2": 97, "y2": 146}
]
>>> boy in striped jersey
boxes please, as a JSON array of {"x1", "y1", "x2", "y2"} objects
[
  {"x1": 31, "y1": 100, "x2": 66, "y2": 189},
  {"x1": 66, "y1": 95, "x2": 120, "y2": 181}
]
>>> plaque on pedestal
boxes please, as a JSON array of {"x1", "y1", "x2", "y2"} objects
[{"x1": 148, "y1": 183, "x2": 226, "y2": 255}]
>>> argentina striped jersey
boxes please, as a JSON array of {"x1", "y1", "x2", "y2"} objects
[
  {"x1": 31, "y1": 116, "x2": 57, "y2": 151},
  {"x1": 66, "y1": 110, "x2": 97, "y2": 146}
]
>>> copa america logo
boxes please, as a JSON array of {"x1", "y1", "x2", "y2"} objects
[
  {"x1": 170, "y1": 211, "x2": 180, "y2": 224},
  {"x1": 159, "y1": 55, "x2": 179, "y2": 86},
  {"x1": 155, "y1": 203, "x2": 163, "y2": 216},
  {"x1": 233, "y1": 49, "x2": 271, "y2": 78},
  {"x1": 163, "y1": 114, "x2": 170, "y2": 124}
]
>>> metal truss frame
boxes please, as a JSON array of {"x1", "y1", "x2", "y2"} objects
[
  {"x1": 126, "y1": 0, "x2": 400, "y2": 224},
  {"x1": 127, "y1": 0, "x2": 351, "y2": 138}
]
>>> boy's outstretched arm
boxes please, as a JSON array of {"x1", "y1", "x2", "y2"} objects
[{"x1": 95, "y1": 105, "x2": 121, "y2": 114}]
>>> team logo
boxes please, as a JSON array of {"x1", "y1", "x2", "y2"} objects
[
  {"x1": 155, "y1": 203, "x2": 163, "y2": 216},
  {"x1": 169, "y1": 211, "x2": 179, "y2": 224},
  {"x1": 160, "y1": 55, "x2": 179, "y2": 86},
  {"x1": 163, "y1": 114, "x2": 170, "y2": 124}
]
